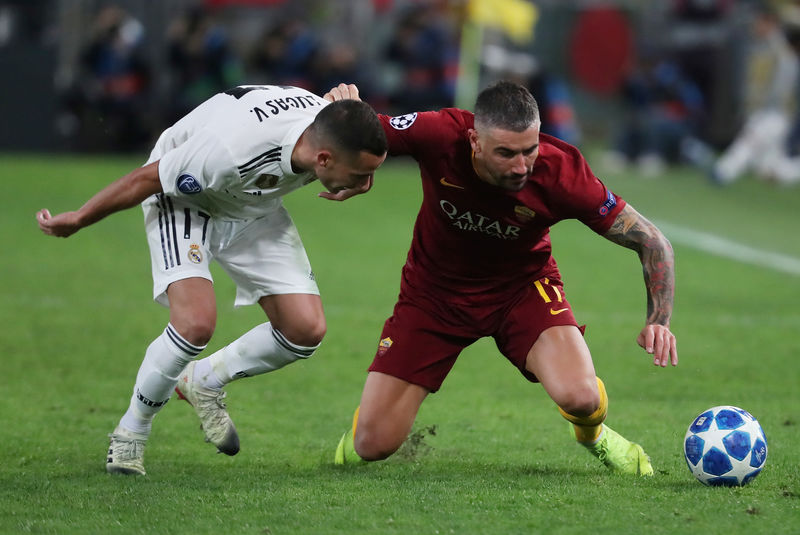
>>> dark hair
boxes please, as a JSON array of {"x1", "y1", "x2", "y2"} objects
[
  {"x1": 474, "y1": 80, "x2": 540, "y2": 133},
  {"x1": 311, "y1": 100, "x2": 387, "y2": 157}
]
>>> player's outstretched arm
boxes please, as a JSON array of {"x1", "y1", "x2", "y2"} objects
[
  {"x1": 36, "y1": 161, "x2": 163, "y2": 238},
  {"x1": 602, "y1": 203, "x2": 678, "y2": 367}
]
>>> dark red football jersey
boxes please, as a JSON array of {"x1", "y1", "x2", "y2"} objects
[{"x1": 380, "y1": 108, "x2": 626, "y2": 305}]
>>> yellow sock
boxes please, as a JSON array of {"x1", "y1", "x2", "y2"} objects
[
  {"x1": 558, "y1": 377, "x2": 608, "y2": 443},
  {"x1": 351, "y1": 406, "x2": 360, "y2": 437}
]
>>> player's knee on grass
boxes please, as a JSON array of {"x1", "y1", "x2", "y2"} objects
[{"x1": 354, "y1": 425, "x2": 405, "y2": 461}]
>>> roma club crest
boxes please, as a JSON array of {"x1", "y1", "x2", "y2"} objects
[{"x1": 377, "y1": 337, "x2": 393, "y2": 356}]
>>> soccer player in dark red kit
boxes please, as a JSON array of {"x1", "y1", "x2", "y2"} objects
[{"x1": 326, "y1": 81, "x2": 677, "y2": 475}]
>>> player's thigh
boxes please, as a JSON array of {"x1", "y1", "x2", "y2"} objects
[
  {"x1": 215, "y1": 206, "x2": 319, "y2": 308},
  {"x1": 356, "y1": 371, "x2": 429, "y2": 456},
  {"x1": 524, "y1": 325, "x2": 598, "y2": 412},
  {"x1": 495, "y1": 277, "x2": 583, "y2": 381},
  {"x1": 368, "y1": 298, "x2": 476, "y2": 393},
  {"x1": 166, "y1": 277, "x2": 217, "y2": 345},
  {"x1": 143, "y1": 195, "x2": 215, "y2": 307},
  {"x1": 258, "y1": 293, "x2": 325, "y2": 346},
  {"x1": 496, "y1": 278, "x2": 598, "y2": 411}
]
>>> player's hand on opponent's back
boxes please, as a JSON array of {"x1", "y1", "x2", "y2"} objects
[
  {"x1": 637, "y1": 324, "x2": 678, "y2": 368},
  {"x1": 36, "y1": 208, "x2": 82, "y2": 238},
  {"x1": 323, "y1": 83, "x2": 361, "y2": 102}
]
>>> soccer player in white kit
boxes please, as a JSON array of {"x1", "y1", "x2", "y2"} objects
[{"x1": 36, "y1": 85, "x2": 387, "y2": 475}]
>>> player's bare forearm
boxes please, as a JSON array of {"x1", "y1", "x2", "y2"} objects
[
  {"x1": 603, "y1": 204, "x2": 675, "y2": 326},
  {"x1": 78, "y1": 162, "x2": 163, "y2": 225},
  {"x1": 604, "y1": 204, "x2": 678, "y2": 367},
  {"x1": 37, "y1": 161, "x2": 162, "y2": 237}
]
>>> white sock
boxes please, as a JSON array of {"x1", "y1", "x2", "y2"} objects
[
  {"x1": 118, "y1": 324, "x2": 206, "y2": 435},
  {"x1": 193, "y1": 322, "x2": 318, "y2": 389},
  {"x1": 192, "y1": 358, "x2": 223, "y2": 389}
]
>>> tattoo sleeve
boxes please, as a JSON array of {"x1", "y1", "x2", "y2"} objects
[{"x1": 603, "y1": 204, "x2": 675, "y2": 326}]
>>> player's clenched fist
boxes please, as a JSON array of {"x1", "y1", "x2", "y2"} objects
[{"x1": 323, "y1": 83, "x2": 361, "y2": 102}]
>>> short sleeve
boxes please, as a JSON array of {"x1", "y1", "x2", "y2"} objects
[
  {"x1": 157, "y1": 128, "x2": 239, "y2": 197},
  {"x1": 379, "y1": 109, "x2": 467, "y2": 158},
  {"x1": 548, "y1": 145, "x2": 626, "y2": 234}
]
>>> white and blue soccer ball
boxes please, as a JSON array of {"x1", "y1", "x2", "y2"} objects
[{"x1": 684, "y1": 405, "x2": 768, "y2": 486}]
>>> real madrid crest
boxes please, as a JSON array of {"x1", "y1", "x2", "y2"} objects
[{"x1": 187, "y1": 243, "x2": 203, "y2": 264}]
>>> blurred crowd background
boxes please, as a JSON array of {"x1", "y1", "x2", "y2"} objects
[{"x1": 3, "y1": 0, "x2": 800, "y2": 185}]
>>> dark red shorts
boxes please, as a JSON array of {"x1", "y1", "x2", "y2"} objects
[{"x1": 368, "y1": 276, "x2": 582, "y2": 392}]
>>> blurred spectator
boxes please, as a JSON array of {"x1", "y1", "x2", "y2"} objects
[
  {"x1": 166, "y1": 7, "x2": 243, "y2": 123},
  {"x1": 712, "y1": 4, "x2": 799, "y2": 185},
  {"x1": 308, "y1": 42, "x2": 382, "y2": 105},
  {"x1": 247, "y1": 18, "x2": 318, "y2": 89},
  {"x1": 481, "y1": 43, "x2": 581, "y2": 145},
  {"x1": 778, "y1": 0, "x2": 800, "y2": 157},
  {"x1": 667, "y1": 0, "x2": 734, "y2": 143},
  {"x1": 57, "y1": 5, "x2": 151, "y2": 152},
  {"x1": 528, "y1": 71, "x2": 581, "y2": 146},
  {"x1": 247, "y1": 19, "x2": 380, "y2": 105},
  {"x1": 604, "y1": 53, "x2": 712, "y2": 176},
  {"x1": 383, "y1": 4, "x2": 458, "y2": 112}
]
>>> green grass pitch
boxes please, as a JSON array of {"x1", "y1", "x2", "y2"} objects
[{"x1": 1, "y1": 152, "x2": 798, "y2": 534}]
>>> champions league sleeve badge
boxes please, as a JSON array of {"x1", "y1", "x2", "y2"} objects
[
  {"x1": 389, "y1": 113, "x2": 418, "y2": 130},
  {"x1": 177, "y1": 173, "x2": 202, "y2": 194},
  {"x1": 598, "y1": 190, "x2": 617, "y2": 216}
]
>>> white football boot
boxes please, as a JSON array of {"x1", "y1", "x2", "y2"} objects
[
  {"x1": 106, "y1": 427, "x2": 147, "y2": 475},
  {"x1": 175, "y1": 361, "x2": 240, "y2": 455}
]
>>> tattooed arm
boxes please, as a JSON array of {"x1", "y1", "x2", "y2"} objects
[{"x1": 603, "y1": 203, "x2": 678, "y2": 367}]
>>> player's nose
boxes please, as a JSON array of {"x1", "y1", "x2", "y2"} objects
[{"x1": 511, "y1": 154, "x2": 528, "y2": 174}]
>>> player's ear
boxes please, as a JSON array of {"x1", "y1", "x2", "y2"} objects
[
  {"x1": 317, "y1": 150, "x2": 332, "y2": 168},
  {"x1": 468, "y1": 128, "x2": 481, "y2": 153}
]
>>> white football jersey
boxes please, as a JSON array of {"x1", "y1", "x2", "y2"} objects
[{"x1": 146, "y1": 85, "x2": 330, "y2": 220}]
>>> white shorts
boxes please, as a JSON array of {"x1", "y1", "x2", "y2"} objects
[{"x1": 143, "y1": 195, "x2": 319, "y2": 308}]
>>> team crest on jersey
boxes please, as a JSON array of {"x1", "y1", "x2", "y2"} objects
[
  {"x1": 598, "y1": 190, "x2": 617, "y2": 216},
  {"x1": 177, "y1": 173, "x2": 202, "y2": 194},
  {"x1": 377, "y1": 337, "x2": 393, "y2": 356},
  {"x1": 187, "y1": 244, "x2": 203, "y2": 264},
  {"x1": 389, "y1": 113, "x2": 418, "y2": 130},
  {"x1": 255, "y1": 173, "x2": 280, "y2": 189},
  {"x1": 514, "y1": 205, "x2": 536, "y2": 223}
]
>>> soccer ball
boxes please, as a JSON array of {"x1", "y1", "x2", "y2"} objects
[{"x1": 684, "y1": 405, "x2": 768, "y2": 486}]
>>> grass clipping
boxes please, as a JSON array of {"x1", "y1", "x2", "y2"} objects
[{"x1": 397, "y1": 425, "x2": 438, "y2": 461}]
